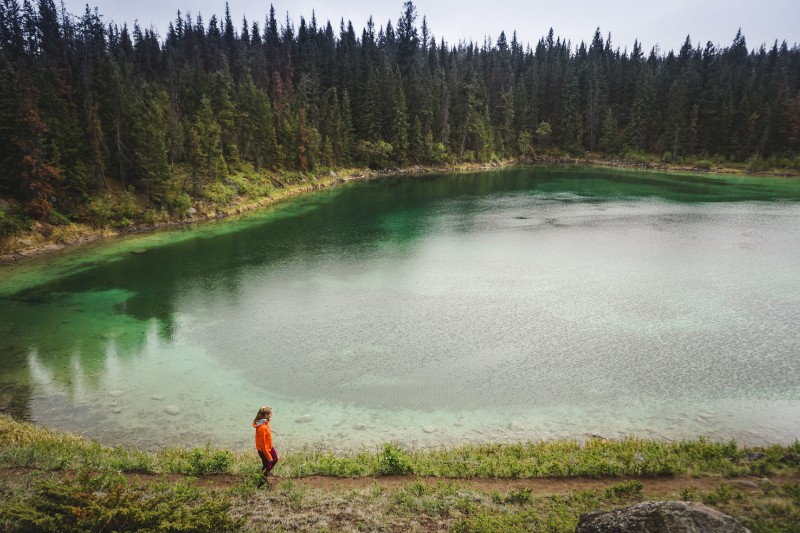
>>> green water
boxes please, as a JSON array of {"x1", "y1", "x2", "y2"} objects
[{"x1": 2, "y1": 166, "x2": 800, "y2": 451}]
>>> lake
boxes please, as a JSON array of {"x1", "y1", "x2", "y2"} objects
[{"x1": 1, "y1": 166, "x2": 799, "y2": 452}]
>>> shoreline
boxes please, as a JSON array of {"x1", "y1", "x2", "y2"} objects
[
  {"x1": 0, "y1": 160, "x2": 513, "y2": 265},
  {"x1": 2, "y1": 157, "x2": 797, "y2": 265}
]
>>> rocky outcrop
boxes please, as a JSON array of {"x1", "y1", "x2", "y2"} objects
[{"x1": 575, "y1": 501, "x2": 750, "y2": 533}]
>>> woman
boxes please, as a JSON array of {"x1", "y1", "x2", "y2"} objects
[{"x1": 253, "y1": 405, "x2": 278, "y2": 487}]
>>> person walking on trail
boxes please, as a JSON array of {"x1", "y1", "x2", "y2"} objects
[{"x1": 253, "y1": 405, "x2": 278, "y2": 487}]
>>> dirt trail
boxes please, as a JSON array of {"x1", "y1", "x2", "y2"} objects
[
  {"x1": 125, "y1": 471, "x2": 799, "y2": 496},
  {"x1": 4, "y1": 467, "x2": 795, "y2": 496}
]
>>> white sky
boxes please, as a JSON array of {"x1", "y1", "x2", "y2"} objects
[{"x1": 64, "y1": 0, "x2": 799, "y2": 53}]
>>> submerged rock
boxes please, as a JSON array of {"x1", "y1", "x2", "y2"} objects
[
  {"x1": 108, "y1": 390, "x2": 125, "y2": 397},
  {"x1": 422, "y1": 425, "x2": 437, "y2": 434},
  {"x1": 295, "y1": 414, "x2": 314, "y2": 423},
  {"x1": 575, "y1": 501, "x2": 751, "y2": 533},
  {"x1": 150, "y1": 394, "x2": 164, "y2": 401},
  {"x1": 165, "y1": 405, "x2": 181, "y2": 415},
  {"x1": 508, "y1": 421, "x2": 525, "y2": 432},
  {"x1": 353, "y1": 423, "x2": 366, "y2": 430}
]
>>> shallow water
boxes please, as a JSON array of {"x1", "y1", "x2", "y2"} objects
[{"x1": 2, "y1": 166, "x2": 800, "y2": 451}]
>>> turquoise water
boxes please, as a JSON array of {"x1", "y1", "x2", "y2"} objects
[{"x1": 1, "y1": 166, "x2": 799, "y2": 451}]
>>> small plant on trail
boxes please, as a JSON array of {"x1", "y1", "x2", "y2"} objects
[
  {"x1": 604, "y1": 480, "x2": 644, "y2": 500},
  {"x1": 504, "y1": 487, "x2": 533, "y2": 505}
]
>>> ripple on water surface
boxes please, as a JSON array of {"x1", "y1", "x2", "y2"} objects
[{"x1": 2, "y1": 168, "x2": 800, "y2": 449}]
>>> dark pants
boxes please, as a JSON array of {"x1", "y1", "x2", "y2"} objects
[{"x1": 258, "y1": 448, "x2": 278, "y2": 479}]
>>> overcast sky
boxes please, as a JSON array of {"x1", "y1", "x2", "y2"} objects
[{"x1": 63, "y1": 0, "x2": 798, "y2": 53}]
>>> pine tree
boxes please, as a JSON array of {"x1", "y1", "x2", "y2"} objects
[
  {"x1": 1, "y1": 0, "x2": 799, "y2": 232},
  {"x1": 14, "y1": 79, "x2": 62, "y2": 219},
  {"x1": 362, "y1": 65, "x2": 382, "y2": 141},
  {"x1": 189, "y1": 97, "x2": 226, "y2": 193},
  {"x1": 559, "y1": 68, "x2": 583, "y2": 153},
  {"x1": 297, "y1": 107, "x2": 309, "y2": 171},
  {"x1": 387, "y1": 68, "x2": 409, "y2": 164},
  {"x1": 130, "y1": 88, "x2": 170, "y2": 201},
  {"x1": 625, "y1": 67, "x2": 656, "y2": 151},
  {"x1": 598, "y1": 107, "x2": 619, "y2": 152}
]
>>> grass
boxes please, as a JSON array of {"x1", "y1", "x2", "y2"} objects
[
  {"x1": 4, "y1": 472, "x2": 797, "y2": 532},
  {"x1": 232, "y1": 477, "x2": 800, "y2": 532},
  {"x1": 2, "y1": 415, "x2": 800, "y2": 531},
  {"x1": 276, "y1": 437, "x2": 800, "y2": 479},
  {"x1": 2, "y1": 415, "x2": 799, "y2": 480}
]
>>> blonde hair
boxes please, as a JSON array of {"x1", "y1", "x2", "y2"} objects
[{"x1": 254, "y1": 405, "x2": 272, "y2": 424}]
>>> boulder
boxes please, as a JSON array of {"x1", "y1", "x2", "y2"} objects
[{"x1": 575, "y1": 501, "x2": 750, "y2": 533}]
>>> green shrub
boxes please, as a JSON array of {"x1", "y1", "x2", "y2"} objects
[
  {"x1": 427, "y1": 141, "x2": 450, "y2": 164},
  {"x1": 171, "y1": 192, "x2": 192, "y2": 216},
  {"x1": 203, "y1": 181, "x2": 235, "y2": 206},
  {"x1": 504, "y1": 488, "x2": 533, "y2": 505},
  {"x1": 376, "y1": 442, "x2": 413, "y2": 476},
  {"x1": 0, "y1": 471, "x2": 243, "y2": 532},
  {"x1": 180, "y1": 448, "x2": 234, "y2": 475},
  {"x1": 356, "y1": 140, "x2": 394, "y2": 169},
  {"x1": 88, "y1": 194, "x2": 114, "y2": 227},
  {"x1": 0, "y1": 204, "x2": 31, "y2": 239},
  {"x1": 703, "y1": 483, "x2": 741, "y2": 505},
  {"x1": 315, "y1": 452, "x2": 369, "y2": 476},
  {"x1": 47, "y1": 210, "x2": 72, "y2": 226},
  {"x1": 604, "y1": 480, "x2": 643, "y2": 500},
  {"x1": 119, "y1": 185, "x2": 138, "y2": 219},
  {"x1": 621, "y1": 150, "x2": 653, "y2": 164}
]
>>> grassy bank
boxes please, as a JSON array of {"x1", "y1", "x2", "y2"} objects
[
  {"x1": 0, "y1": 161, "x2": 510, "y2": 261},
  {"x1": 3, "y1": 415, "x2": 800, "y2": 480},
  {"x1": 3, "y1": 153, "x2": 798, "y2": 262},
  {"x1": 2, "y1": 415, "x2": 800, "y2": 531}
]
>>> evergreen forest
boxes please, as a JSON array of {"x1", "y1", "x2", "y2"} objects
[{"x1": 1, "y1": 0, "x2": 799, "y2": 230}]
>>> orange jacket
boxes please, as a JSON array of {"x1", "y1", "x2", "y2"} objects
[{"x1": 254, "y1": 419, "x2": 273, "y2": 460}]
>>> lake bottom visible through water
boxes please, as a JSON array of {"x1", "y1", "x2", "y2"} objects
[{"x1": 2, "y1": 167, "x2": 800, "y2": 451}]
